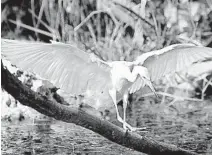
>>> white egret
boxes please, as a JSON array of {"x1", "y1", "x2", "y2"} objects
[{"x1": 2, "y1": 39, "x2": 212, "y2": 131}]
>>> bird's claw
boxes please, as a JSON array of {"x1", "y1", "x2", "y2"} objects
[{"x1": 123, "y1": 123, "x2": 147, "y2": 132}]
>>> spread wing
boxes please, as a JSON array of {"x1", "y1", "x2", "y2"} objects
[
  {"x1": 129, "y1": 44, "x2": 212, "y2": 94},
  {"x1": 135, "y1": 44, "x2": 212, "y2": 82},
  {"x1": 1, "y1": 39, "x2": 111, "y2": 95}
]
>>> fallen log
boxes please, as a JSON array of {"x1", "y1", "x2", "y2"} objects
[{"x1": 1, "y1": 63, "x2": 198, "y2": 155}]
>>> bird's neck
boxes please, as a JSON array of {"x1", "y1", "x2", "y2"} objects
[
  {"x1": 131, "y1": 65, "x2": 148, "y2": 81},
  {"x1": 127, "y1": 65, "x2": 140, "y2": 82}
]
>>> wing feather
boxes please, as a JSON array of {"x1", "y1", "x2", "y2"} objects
[
  {"x1": 129, "y1": 77, "x2": 145, "y2": 94},
  {"x1": 139, "y1": 45, "x2": 212, "y2": 82},
  {"x1": 1, "y1": 39, "x2": 111, "y2": 95},
  {"x1": 127, "y1": 44, "x2": 212, "y2": 94}
]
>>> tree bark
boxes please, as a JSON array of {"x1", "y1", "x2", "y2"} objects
[{"x1": 1, "y1": 64, "x2": 198, "y2": 155}]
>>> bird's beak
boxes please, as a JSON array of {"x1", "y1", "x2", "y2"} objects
[{"x1": 145, "y1": 80, "x2": 158, "y2": 98}]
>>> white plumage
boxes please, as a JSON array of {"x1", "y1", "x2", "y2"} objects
[{"x1": 2, "y1": 39, "x2": 212, "y2": 131}]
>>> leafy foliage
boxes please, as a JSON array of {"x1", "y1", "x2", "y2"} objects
[
  {"x1": 2, "y1": 0, "x2": 212, "y2": 60},
  {"x1": 1, "y1": 0, "x2": 212, "y2": 113}
]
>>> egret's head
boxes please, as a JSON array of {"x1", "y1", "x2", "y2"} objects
[
  {"x1": 143, "y1": 79, "x2": 158, "y2": 98},
  {"x1": 137, "y1": 66, "x2": 158, "y2": 98}
]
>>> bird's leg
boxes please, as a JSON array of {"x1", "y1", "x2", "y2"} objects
[
  {"x1": 109, "y1": 89, "x2": 123, "y2": 124},
  {"x1": 109, "y1": 89, "x2": 146, "y2": 132},
  {"x1": 123, "y1": 92, "x2": 128, "y2": 130},
  {"x1": 123, "y1": 92, "x2": 147, "y2": 132}
]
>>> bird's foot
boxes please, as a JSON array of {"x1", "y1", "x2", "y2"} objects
[
  {"x1": 123, "y1": 123, "x2": 147, "y2": 132},
  {"x1": 116, "y1": 115, "x2": 147, "y2": 132}
]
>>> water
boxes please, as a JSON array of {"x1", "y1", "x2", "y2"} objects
[
  {"x1": 1, "y1": 122, "x2": 143, "y2": 155},
  {"x1": 1, "y1": 99, "x2": 212, "y2": 155}
]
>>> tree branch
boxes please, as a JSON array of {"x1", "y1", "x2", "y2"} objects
[{"x1": 1, "y1": 63, "x2": 197, "y2": 155}]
